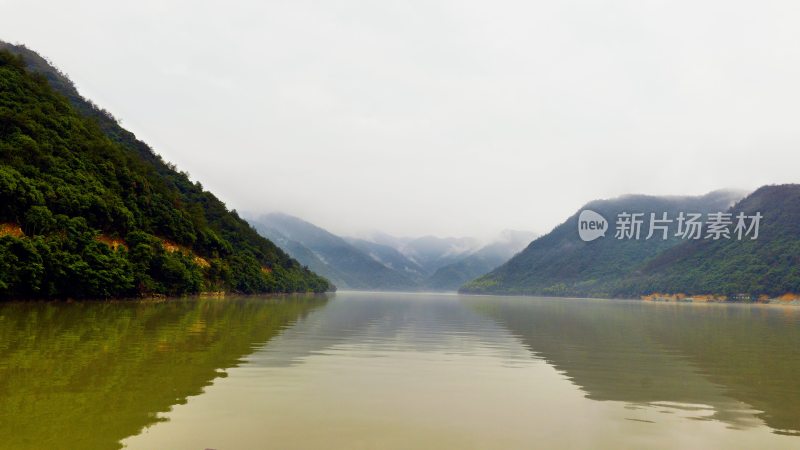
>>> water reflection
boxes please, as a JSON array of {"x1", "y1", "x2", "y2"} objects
[
  {"x1": 124, "y1": 293, "x2": 800, "y2": 449},
  {"x1": 0, "y1": 295, "x2": 327, "y2": 450},
  {"x1": 248, "y1": 292, "x2": 529, "y2": 369},
  {"x1": 466, "y1": 296, "x2": 800, "y2": 435},
  {"x1": 3, "y1": 293, "x2": 800, "y2": 449},
  {"x1": 123, "y1": 293, "x2": 545, "y2": 450}
]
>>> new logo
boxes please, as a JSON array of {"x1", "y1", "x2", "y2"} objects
[{"x1": 578, "y1": 210, "x2": 607, "y2": 242}]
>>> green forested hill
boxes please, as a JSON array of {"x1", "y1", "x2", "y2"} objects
[
  {"x1": 462, "y1": 185, "x2": 800, "y2": 299},
  {"x1": 460, "y1": 190, "x2": 743, "y2": 297},
  {"x1": 616, "y1": 184, "x2": 800, "y2": 298},
  {"x1": 0, "y1": 48, "x2": 331, "y2": 299}
]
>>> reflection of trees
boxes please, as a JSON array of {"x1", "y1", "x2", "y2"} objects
[
  {"x1": 468, "y1": 297, "x2": 800, "y2": 435},
  {"x1": 0, "y1": 295, "x2": 327, "y2": 450}
]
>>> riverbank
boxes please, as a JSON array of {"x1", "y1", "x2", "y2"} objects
[{"x1": 641, "y1": 292, "x2": 800, "y2": 305}]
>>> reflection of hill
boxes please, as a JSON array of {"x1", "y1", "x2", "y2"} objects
[
  {"x1": 644, "y1": 304, "x2": 800, "y2": 435},
  {"x1": 468, "y1": 297, "x2": 800, "y2": 434},
  {"x1": 248, "y1": 292, "x2": 528, "y2": 369},
  {"x1": 0, "y1": 296, "x2": 327, "y2": 450}
]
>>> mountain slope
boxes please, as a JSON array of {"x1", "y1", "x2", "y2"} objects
[
  {"x1": 254, "y1": 223, "x2": 354, "y2": 289},
  {"x1": 399, "y1": 235, "x2": 481, "y2": 276},
  {"x1": 345, "y1": 237, "x2": 427, "y2": 282},
  {"x1": 425, "y1": 230, "x2": 536, "y2": 291},
  {"x1": 617, "y1": 184, "x2": 800, "y2": 298},
  {"x1": 252, "y1": 213, "x2": 416, "y2": 290},
  {"x1": 0, "y1": 46, "x2": 331, "y2": 298},
  {"x1": 461, "y1": 190, "x2": 743, "y2": 297}
]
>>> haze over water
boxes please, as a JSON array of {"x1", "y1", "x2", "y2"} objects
[{"x1": 2, "y1": 292, "x2": 799, "y2": 449}]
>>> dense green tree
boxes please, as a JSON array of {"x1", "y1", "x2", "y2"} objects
[{"x1": 0, "y1": 48, "x2": 332, "y2": 299}]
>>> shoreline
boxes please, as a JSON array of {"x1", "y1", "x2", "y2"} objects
[
  {"x1": 3, "y1": 289, "x2": 799, "y2": 306},
  {"x1": 458, "y1": 290, "x2": 800, "y2": 306},
  {"x1": 0, "y1": 290, "x2": 334, "y2": 304}
]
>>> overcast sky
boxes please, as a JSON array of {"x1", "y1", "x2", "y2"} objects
[{"x1": 1, "y1": 0, "x2": 799, "y2": 238}]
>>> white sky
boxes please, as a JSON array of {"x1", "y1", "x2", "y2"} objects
[{"x1": 2, "y1": 0, "x2": 799, "y2": 238}]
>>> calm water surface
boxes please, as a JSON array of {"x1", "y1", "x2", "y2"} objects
[{"x1": 1, "y1": 292, "x2": 799, "y2": 449}]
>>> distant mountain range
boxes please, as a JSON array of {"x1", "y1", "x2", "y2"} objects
[
  {"x1": 253, "y1": 213, "x2": 416, "y2": 290},
  {"x1": 462, "y1": 186, "x2": 800, "y2": 300},
  {"x1": 251, "y1": 213, "x2": 535, "y2": 291},
  {"x1": 425, "y1": 230, "x2": 536, "y2": 290},
  {"x1": 344, "y1": 237, "x2": 428, "y2": 282}
]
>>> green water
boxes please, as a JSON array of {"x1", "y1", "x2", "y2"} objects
[{"x1": 1, "y1": 292, "x2": 799, "y2": 449}]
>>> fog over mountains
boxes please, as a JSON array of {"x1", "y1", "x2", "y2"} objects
[{"x1": 251, "y1": 213, "x2": 535, "y2": 291}]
